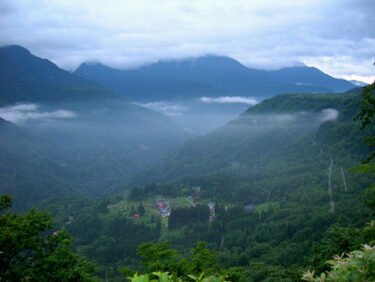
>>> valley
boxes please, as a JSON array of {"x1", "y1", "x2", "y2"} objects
[{"x1": 0, "y1": 45, "x2": 374, "y2": 281}]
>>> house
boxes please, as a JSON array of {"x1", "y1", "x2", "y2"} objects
[{"x1": 245, "y1": 203, "x2": 255, "y2": 212}]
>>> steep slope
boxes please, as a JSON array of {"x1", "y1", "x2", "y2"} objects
[
  {"x1": 0, "y1": 45, "x2": 116, "y2": 103},
  {"x1": 0, "y1": 100, "x2": 191, "y2": 209},
  {"x1": 141, "y1": 90, "x2": 370, "y2": 185},
  {"x1": 0, "y1": 120, "x2": 81, "y2": 209},
  {"x1": 74, "y1": 56, "x2": 355, "y2": 101},
  {"x1": 0, "y1": 46, "x2": 192, "y2": 209}
]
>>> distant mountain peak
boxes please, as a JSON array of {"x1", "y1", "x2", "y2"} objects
[
  {"x1": 1, "y1": 44, "x2": 31, "y2": 53},
  {"x1": 0, "y1": 45, "x2": 116, "y2": 103},
  {"x1": 80, "y1": 60, "x2": 104, "y2": 67},
  {"x1": 76, "y1": 61, "x2": 117, "y2": 72}
]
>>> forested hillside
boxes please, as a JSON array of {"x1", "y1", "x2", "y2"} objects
[
  {"x1": 143, "y1": 90, "x2": 368, "y2": 183},
  {"x1": 38, "y1": 87, "x2": 374, "y2": 281}
]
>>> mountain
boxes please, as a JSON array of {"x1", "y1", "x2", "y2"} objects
[
  {"x1": 0, "y1": 120, "x2": 81, "y2": 209},
  {"x1": 75, "y1": 61, "x2": 226, "y2": 101},
  {"x1": 140, "y1": 89, "x2": 369, "y2": 184},
  {"x1": 0, "y1": 46, "x2": 192, "y2": 209},
  {"x1": 0, "y1": 100, "x2": 191, "y2": 209},
  {"x1": 267, "y1": 66, "x2": 356, "y2": 93},
  {"x1": 74, "y1": 55, "x2": 355, "y2": 101},
  {"x1": 42, "y1": 87, "x2": 372, "y2": 281},
  {"x1": 0, "y1": 45, "x2": 116, "y2": 104},
  {"x1": 243, "y1": 88, "x2": 362, "y2": 116}
]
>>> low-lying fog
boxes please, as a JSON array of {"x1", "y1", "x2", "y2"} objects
[
  {"x1": 135, "y1": 96, "x2": 259, "y2": 135},
  {"x1": 0, "y1": 99, "x2": 191, "y2": 204},
  {"x1": 0, "y1": 97, "x2": 340, "y2": 207}
]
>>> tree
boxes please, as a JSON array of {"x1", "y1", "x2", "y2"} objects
[
  {"x1": 190, "y1": 242, "x2": 219, "y2": 275},
  {"x1": 138, "y1": 203, "x2": 146, "y2": 216},
  {"x1": 355, "y1": 82, "x2": 375, "y2": 212},
  {"x1": 302, "y1": 83, "x2": 375, "y2": 281},
  {"x1": 0, "y1": 194, "x2": 97, "y2": 281},
  {"x1": 302, "y1": 245, "x2": 375, "y2": 282},
  {"x1": 137, "y1": 241, "x2": 185, "y2": 274}
]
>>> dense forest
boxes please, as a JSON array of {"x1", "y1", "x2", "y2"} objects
[{"x1": 2, "y1": 84, "x2": 374, "y2": 281}]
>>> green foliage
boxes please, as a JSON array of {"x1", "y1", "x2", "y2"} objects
[
  {"x1": 127, "y1": 271, "x2": 225, "y2": 282},
  {"x1": 138, "y1": 242, "x2": 184, "y2": 274},
  {"x1": 190, "y1": 242, "x2": 219, "y2": 275},
  {"x1": 138, "y1": 203, "x2": 146, "y2": 216},
  {"x1": 0, "y1": 193, "x2": 12, "y2": 211},
  {"x1": 135, "y1": 241, "x2": 221, "y2": 280},
  {"x1": 169, "y1": 206, "x2": 209, "y2": 229},
  {"x1": 302, "y1": 244, "x2": 375, "y2": 282},
  {"x1": 0, "y1": 194, "x2": 97, "y2": 281},
  {"x1": 355, "y1": 83, "x2": 375, "y2": 130},
  {"x1": 353, "y1": 82, "x2": 375, "y2": 216},
  {"x1": 302, "y1": 83, "x2": 375, "y2": 282}
]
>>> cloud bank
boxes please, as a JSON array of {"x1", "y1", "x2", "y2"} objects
[
  {"x1": 136, "y1": 102, "x2": 188, "y2": 117},
  {"x1": 0, "y1": 103, "x2": 76, "y2": 124},
  {"x1": 200, "y1": 96, "x2": 259, "y2": 106},
  {"x1": 319, "y1": 108, "x2": 339, "y2": 122},
  {"x1": 0, "y1": 0, "x2": 374, "y2": 82}
]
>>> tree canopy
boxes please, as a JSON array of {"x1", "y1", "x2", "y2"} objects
[{"x1": 0, "y1": 194, "x2": 97, "y2": 281}]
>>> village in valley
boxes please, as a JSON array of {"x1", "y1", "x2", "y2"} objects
[
  {"x1": 106, "y1": 186, "x2": 217, "y2": 230},
  {"x1": 103, "y1": 184, "x2": 267, "y2": 244}
]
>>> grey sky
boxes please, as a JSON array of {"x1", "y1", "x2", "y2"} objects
[{"x1": 0, "y1": 0, "x2": 374, "y2": 82}]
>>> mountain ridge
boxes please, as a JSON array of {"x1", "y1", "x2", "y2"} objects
[
  {"x1": 75, "y1": 55, "x2": 355, "y2": 101},
  {"x1": 0, "y1": 45, "x2": 118, "y2": 104}
]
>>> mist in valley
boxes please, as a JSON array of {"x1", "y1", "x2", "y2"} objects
[
  {"x1": 135, "y1": 96, "x2": 259, "y2": 135},
  {"x1": 0, "y1": 92, "x2": 342, "y2": 209},
  {"x1": 0, "y1": 99, "x2": 192, "y2": 208},
  {"x1": 136, "y1": 107, "x2": 343, "y2": 185}
]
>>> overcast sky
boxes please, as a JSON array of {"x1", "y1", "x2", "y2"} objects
[{"x1": 0, "y1": 0, "x2": 374, "y2": 83}]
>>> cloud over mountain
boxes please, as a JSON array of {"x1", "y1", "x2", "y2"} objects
[
  {"x1": 0, "y1": 103, "x2": 76, "y2": 124},
  {"x1": 200, "y1": 96, "x2": 258, "y2": 105},
  {"x1": 0, "y1": 0, "x2": 373, "y2": 83}
]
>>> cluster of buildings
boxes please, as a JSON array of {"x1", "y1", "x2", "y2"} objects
[{"x1": 155, "y1": 198, "x2": 170, "y2": 217}]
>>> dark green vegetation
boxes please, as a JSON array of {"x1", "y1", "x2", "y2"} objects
[
  {"x1": 34, "y1": 87, "x2": 372, "y2": 281},
  {"x1": 74, "y1": 56, "x2": 354, "y2": 101},
  {"x1": 0, "y1": 194, "x2": 97, "y2": 281},
  {"x1": 302, "y1": 82, "x2": 375, "y2": 281},
  {"x1": 144, "y1": 89, "x2": 366, "y2": 183},
  {"x1": 0, "y1": 45, "x2": 116, "y2": 104}
]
